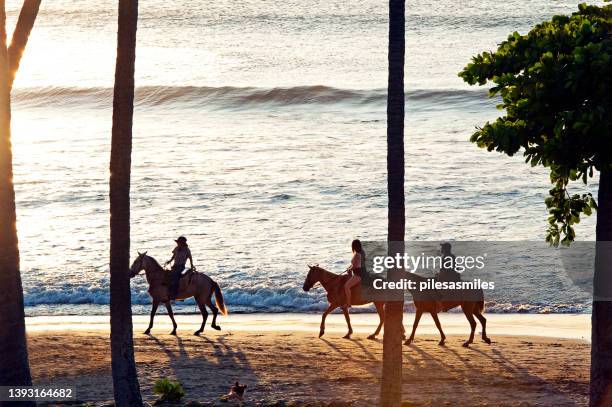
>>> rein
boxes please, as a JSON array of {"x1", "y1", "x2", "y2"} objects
[
  {"x1": 135, "y1": 256, "x2": 197, "y2": 278},
  {"x1": 133, "y1": 255, "x2": 164, "y2": 277}
]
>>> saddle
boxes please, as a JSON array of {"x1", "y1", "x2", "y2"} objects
[
  {"x1": 162, "y1": 268, "x2": 195, "y2": 287},
  {"x1": 335, "y1": 274, "x2": 366, "y2": 304},
  {"x1": 432, "y1": 274, "x2": 484, "y2": 311},
  {"x1": 337, "y1": 274, "x2": 350, "y2": 290}
]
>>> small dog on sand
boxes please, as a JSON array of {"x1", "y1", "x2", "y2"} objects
[{"x1": 220, "y1": 381, "x2": 247, "y2": 405}]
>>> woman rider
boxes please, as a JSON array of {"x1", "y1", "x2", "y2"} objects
[
  {"x1": 164, "y1": 236, "x2": 194, "y2": 299},
  {"x1": 344, "y1": 239, "x2": 365, "y2": 308}
]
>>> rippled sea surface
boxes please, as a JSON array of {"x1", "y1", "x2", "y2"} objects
[{"x1": 7, "y1": 0, "x2": 602, "y2": 315}]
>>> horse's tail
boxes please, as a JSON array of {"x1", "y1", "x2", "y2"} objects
[{"x1": 213, "y1": 280, "x2": 228, "y2": 315}]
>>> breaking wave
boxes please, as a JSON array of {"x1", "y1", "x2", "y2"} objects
[
  {"x1": 23, "y1": 285, "x2": 589, "y2": 315},
  {"x1": 12, "y1": 85, "x2": 493, "y2": 110}
]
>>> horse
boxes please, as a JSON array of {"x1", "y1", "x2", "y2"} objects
[
  {"x1": 303, "y1": 265, "x2": 491, "y2": 347},
  {"x1": 302, "y1": 265, "x2": 388, "y2": 340},
  {"x1": 130, "y1": 252, "x2": 227, "y2": 336},
  {"x1": 404, "y1": 272, "x2": 491, "y2": 347}
]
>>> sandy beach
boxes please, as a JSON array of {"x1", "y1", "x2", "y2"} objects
[{"x1": 27, "y1": 313, "x2": 590, "y2": 406}]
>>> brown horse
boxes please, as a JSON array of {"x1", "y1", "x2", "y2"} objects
[
  {"x1": 404, "y1": 272, "x2": 491, "y2": 347},
  {"x1": 130, "y1": 252, "x2": 227, "y2": 336},
  {"x1": 302, "y1": 265, "x2": 387, "y2": 339},
  {"x1": 303, "y1": 265, "x2": 490, "y2": 347}
]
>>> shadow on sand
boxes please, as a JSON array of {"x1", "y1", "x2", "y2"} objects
[
  {"x1": 142, "y1": 332, "x2": 259, "y2": 402},
  {"x1": 401, "y1": 341, "x2": 583, "y2": 406}
]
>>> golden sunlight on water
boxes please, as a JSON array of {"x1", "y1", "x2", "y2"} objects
[{"x1": 5, "y1": 0, "x2": 601, "y2": 316}]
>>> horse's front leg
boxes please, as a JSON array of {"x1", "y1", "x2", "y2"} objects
[
  {"x1": 341, "y1": 306, "x2": 353, "y2": 339},
  {"x1": 319, "y1": 303, "x2": 337, "y2": 338},
  {"x1": 164, "y1": 301, "x2": 178, "y2": 335},
  {"x1": 144, "y1": 300, "x2": 159, "y2": 334}
]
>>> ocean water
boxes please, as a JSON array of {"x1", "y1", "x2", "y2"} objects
[{"x1": 6, "y1": 0, "x2": 603, "y2": 316}]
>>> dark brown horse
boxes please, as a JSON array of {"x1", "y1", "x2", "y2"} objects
[
  {"x1": 405, "y1": 272, "x2": 491, "y2": 347},
  {"x1": 303, "y1": 265, "x2": 490, "y2": 347},
  {"x1": 302, "y1": 265, "x2": 387, "y2": 339}
]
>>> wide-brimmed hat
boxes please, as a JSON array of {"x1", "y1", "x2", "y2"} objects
[{"x1": 175, "y1": 236, "x2": 187, "y2": 244}]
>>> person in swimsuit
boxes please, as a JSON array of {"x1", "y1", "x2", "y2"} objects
[
  {"x1": 164, "y1": 236, "x2": 194, "y2": 299},
  {"x1": 344, "y1": 239, "x2": 365, "y2": 308}
]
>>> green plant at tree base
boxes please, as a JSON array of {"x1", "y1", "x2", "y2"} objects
[
  {"x1": 459, "y1": 2, "x2": 611, "y2": 246},
  {"x1": 153, "y1": 378, "x2": 186, "y2": 404}
]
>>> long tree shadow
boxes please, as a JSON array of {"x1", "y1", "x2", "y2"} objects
[
  {"x1": 406, "y1": 343, "x2": 468, "y2": 378},
  {"x1": 320, "y1": 337, "x2": 377, "y2": 362},
  {"x1": 143, "y1": 333, "x2": 259, "y2": 402},
  {"x1": 399, "y1": 341, "x2": 584, "y2": 406},
  {"x1": 345, "y1": 338, "x2": 378, "y2": 361},
  {"x1": 466, "y1": 345, "x2": 584, "y2": 406},
  {"x1": 401, "y1": 344, "x2": 502, "y2": 403}
]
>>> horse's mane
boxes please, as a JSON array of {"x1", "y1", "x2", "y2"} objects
[
  {"x1": 145, "y1": 255, "x2": 165, "y2": 272},
  {"x1": 313, "y1": 265, "x2": 342, "y2": 278}
]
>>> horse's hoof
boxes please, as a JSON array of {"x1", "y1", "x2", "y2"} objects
[
  {"x1": 194, "y1": 331, "x2": 201, "y2": 336},
  {"x1": 211, "y1": 324, "x2": 221, "y2": 331},
  {"x1": 483, "y1": 337, "x2": 491, "y2": 345},
  {"x1": 404, "y1": 339, "x2": 412, "y2": 346},
  {"x1": 170, "y1": 330, "x2": 177, "y2": 336},
  {"x1": 462, "y1": 341, "x2": 470, "y2": 347},
  {"x1": 367, "y1": 334, "x2": 376, "y2": 340},
  {"x1": 319, "y1": 330, "x2": 325, "y2": 338},
  {"x1": 143, "y1": 329, "x2": 151, "y2": 335},
  {"x1": 343, "y1": 333, "x2": 352, "y2": 339},
  {"x1": 438, "y1": 339, "x2": 446, "y2": 346}
]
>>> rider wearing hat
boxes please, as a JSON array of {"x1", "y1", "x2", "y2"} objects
[
  {"x1": 436, "y1": 242, "x2": 459, "y2": 281},
  {"x1": 165, "y1": 236, "x2": 194, "y2": 299}
]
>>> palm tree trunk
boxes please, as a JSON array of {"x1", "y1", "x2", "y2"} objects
[
  {"x1": 109, "y1": 1, "x2": 142, "y2": 406},
  {"x1": 0, "y1": 3, "x2": 35, "y2": 405},
  {"x1": 380, "y1": 0, "x2": 405, "y2": 406},
  {"x1": 590, "y1": 169, "x2": 612, "y2": 406},
  {"x1": 7, "y1": 0, "x2": 41, "y2": 90}
]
